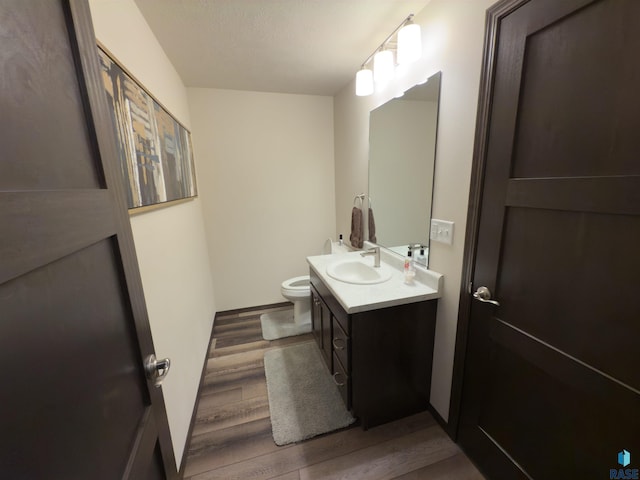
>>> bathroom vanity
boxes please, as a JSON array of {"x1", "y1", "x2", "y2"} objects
[{"x1": 307, "y1": 251, "x2": 442, "y2": 429}]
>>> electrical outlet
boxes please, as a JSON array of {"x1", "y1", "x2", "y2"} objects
[{"x1": 430, "y1": 219, "x2": 454, "y2": 245}]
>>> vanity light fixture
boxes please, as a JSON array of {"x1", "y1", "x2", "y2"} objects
[{"x1": 355, "y1": 14, "x2": 422, "y2": 97}]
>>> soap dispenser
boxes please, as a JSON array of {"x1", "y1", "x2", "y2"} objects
[{"x1": 404, "y1": 247, "x2": 416, "y2": 284}]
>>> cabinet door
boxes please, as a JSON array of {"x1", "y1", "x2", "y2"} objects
[
  {"x1": 311, "y1": 290, "x2": 323, "y2": 349},
  {"x1": 311, "y1": 289, "x2": 332, "y2": 369},
  {"x1": 332, "y1": 316, "x2": 349, "y2": 374},
  {"x1": 321, "y1": 307, "x2": 333, "y2": 370},
  {"x1": 332, "y1": 352, "x2": 350, "y2": 410}
]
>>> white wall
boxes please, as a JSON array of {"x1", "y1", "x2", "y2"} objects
[
  {"x1": 334, "y1": 0, "x2": 494, "y2": 420},
  {"x1": 89, "y1": 0, "x2": 216, "y2": 468},
  {"x1": 187, "y1": 89, "x2": 336, "y2": 311}
]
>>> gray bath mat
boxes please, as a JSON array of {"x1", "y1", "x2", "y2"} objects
[
  {"x1": 264, "y1": 341, "x2": 355, "y2": 446},
  {"x1": 260, "y1": 309, "x2": 311, "y2": 340}
]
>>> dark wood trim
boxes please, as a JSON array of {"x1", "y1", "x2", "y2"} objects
[
  {"x1": 63, "y1": 0, "x2": 108, "y2": 189},
  {"x1": 491, "y1": 319, "x2": 640, "y2": 406},
  {"x1": 447, "y1": 0, "x2": 531, "y2": 441},
  {"x1": 506, "y1": 176, "x2": 640, "y2": 215},
  {"x1": 216, "y1": 301, "x2": 292, "y2": 317},
  {"x1": 427, "y1": 404, "x2": 451, "y2": 437},
  {"x1": 122, "y1": 408, "x2": 158, "y2": 480},
  {"x1": 0, "y1": 190, "x2": 115, "y2": 285},
  {"x1": 177, "y1": 315, "x2": 216, "y2": 479}
]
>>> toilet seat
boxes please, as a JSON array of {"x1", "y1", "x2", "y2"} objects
[
  {"x1": 281, "y1": 275, "x2": 310, "y2": 299},
  {"x1": 277, "y1": 240, "x2": 344, "y2": 327}
]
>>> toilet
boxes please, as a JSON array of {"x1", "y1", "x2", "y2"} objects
[
  {"x1": 281, "y1": 275, "x2": 312, "y2": 325},
  {"x1": 279, "y1": 239, "x2": 350, "y2": 326}
]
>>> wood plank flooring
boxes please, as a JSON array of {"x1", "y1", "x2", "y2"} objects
[{"x1": 184, "y1": 305, "x2": 485, "y2": 480}]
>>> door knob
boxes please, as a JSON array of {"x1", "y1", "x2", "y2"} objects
[
  {"x1": 144, "y1": 354, "x2": 171, "y2": 387},
  {"x1": 473, "y1": 286, "x2": 500, "y2": 307}
]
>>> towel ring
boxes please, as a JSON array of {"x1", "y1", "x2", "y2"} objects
[
  {"x1": 353, "y1": 193, "x2": 365, "y2": 207},
  {"x1": 368, "y1": 196, "x2": 373, "y2": 209}
]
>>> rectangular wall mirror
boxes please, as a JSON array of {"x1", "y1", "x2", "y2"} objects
[{"x1": 368, "y1": 71, "x2": 442, "y2": 266}]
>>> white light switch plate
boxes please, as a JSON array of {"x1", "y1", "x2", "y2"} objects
[{"x1": 430, "y1": 219, "x2": 454, "y2": 245}]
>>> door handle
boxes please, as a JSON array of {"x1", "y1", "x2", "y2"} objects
[
  {"x1": 473, "y1": 286, "x2": 500, "y2": 307},
  {"x1": 144, "y1": 354, "x2": 171, "y2": 387}
]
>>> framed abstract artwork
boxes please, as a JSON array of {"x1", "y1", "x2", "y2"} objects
[{"x1": 97, "y1": 45, "x2": 198, "y2": 210}]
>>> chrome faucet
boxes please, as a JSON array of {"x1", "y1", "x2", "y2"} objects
[{"x1": 360, "y1": 247, "x2": 381, "y2": 267}]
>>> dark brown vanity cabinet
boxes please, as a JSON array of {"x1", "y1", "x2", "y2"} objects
[
  {"x1": 310, "y1": 269, "x2": 437, "y2": 429},
  {"x1": 310, "y1": 288, "x2": 332, "y2": 370}
]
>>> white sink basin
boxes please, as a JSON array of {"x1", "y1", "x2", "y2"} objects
[{"x1": 326, "y1": 259, "x2": 393, "y2": 285}]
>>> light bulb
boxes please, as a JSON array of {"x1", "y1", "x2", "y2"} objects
[
  {"x1": 355, "y1": 68, "x2": 374, "y2": 96},
  {"x1": 373, "y1": 50, "x2": 394, "y2": 86},
  {"x1": 397, "y1": 22, "x2": 422, "y2": 64}
]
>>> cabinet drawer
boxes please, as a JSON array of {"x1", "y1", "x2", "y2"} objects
[
  {"x1": 332, "y1": 352, "x2": 350, "y2": 410},
  {"x1": 332, "y1": 305, "x2": 349, "y2": 335},
  {"x1": 332, "y1": 317, "x2": 349, "y2": 372}
]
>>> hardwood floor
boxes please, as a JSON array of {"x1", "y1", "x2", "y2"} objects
[{"x1": 184, "y1": 305, "x2": 485, "y2": 480}]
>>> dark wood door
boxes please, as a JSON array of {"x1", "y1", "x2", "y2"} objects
[
  {"x1": 0, "y1": 1, "x2": 176, "y2": 478},
  {"x1": 457, "y1": 0, "x2": 640, "y2": 478}
]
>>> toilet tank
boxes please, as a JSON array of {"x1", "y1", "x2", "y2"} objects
[{"x1": 323, "y1": 238, "x2": 351, "y2": 255}]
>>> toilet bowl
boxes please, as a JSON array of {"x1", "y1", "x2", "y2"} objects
[
  {"x1": 281, "y1": 276, "x2": 311, "y2": 325},
  {"x1": 279, "y1": 239, "x2": 351, "y2": 326}
]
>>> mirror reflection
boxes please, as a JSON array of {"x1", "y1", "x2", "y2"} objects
[{"x1": 368, "y1": 71, "x2": 441, "y2": 266}]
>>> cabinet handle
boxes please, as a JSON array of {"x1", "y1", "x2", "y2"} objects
[
  {"x1": 332, "y1": 337, "x2": 345, "y2": 350},
  {"x1": 332, "y1": 371, "x2": 346, "y2": 387}
]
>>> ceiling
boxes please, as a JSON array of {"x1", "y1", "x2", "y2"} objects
[{"x1": 134, "y1": 0, "x2": 431, "y2": 96}]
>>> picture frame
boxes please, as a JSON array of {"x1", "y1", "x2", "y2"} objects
[{"x1": 97, "y1": 44, "x2": 198, "y2": 211}]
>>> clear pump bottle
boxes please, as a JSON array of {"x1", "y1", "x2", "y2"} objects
[{"x1": 404, "y1": 247, "x2": 416, "y2": 284}]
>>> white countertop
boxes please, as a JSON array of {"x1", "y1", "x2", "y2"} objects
[{"x1": 306, "y1": 250, "x2": 443, "y2": 314}]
